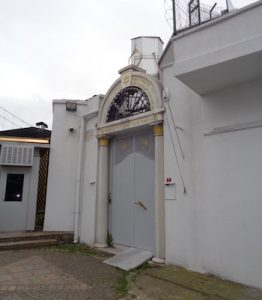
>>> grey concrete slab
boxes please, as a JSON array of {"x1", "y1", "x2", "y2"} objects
[{"x1": 103, "y1": 247, "x2": 153, "y2": 271}]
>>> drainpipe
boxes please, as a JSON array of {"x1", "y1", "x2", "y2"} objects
[{"x1": 74, "y1": 110, "x2": 98, "y2": 243}]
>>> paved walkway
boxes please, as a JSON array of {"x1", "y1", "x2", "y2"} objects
[
  {"x1": 1, "y1": 247, "x2": 262, "y2": 300},
  {"x1": 0, "y1": 248, "x2": 122, "y2": 300}
]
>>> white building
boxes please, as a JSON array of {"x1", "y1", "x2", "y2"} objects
[
  {"x1": 44, "y1": 1, "x2": 262, "y2": 289},
  {"x1": 0, "y1": 127, "x2": 51, "y2": 231}
]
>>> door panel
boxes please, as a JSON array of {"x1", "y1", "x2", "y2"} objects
[
  {"x1": 111, "y1": 137, "x2": 134, "y2": 246},
  {"x1": 0, "y1": 167, "x2": 30, "y2": 231},
  {"x1": 134, "y1": 134, "x2": 155, "y2": 251},
  {"x1": 111, "y1": 131, "x2": 155, "y2": 251}
]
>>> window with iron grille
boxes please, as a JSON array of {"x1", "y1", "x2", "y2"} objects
[{"x1": 106, "y1": 86, "x2": 150, "y2": 123}]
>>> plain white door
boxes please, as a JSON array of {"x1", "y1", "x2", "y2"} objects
[{"x1": 0, "y1": 167, "x2": 30, "y2": 231}]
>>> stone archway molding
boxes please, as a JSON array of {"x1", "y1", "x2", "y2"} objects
[
  {"x1": 95, "y1": 65, "x2": 165, "y2": 262},
  {"x1": 97, "y1": 65, "x2": 164, "y2": 137}
]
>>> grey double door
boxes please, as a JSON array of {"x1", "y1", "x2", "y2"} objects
[{"x1": 110, "y1": 131, "x2": 155, "y2": 251}]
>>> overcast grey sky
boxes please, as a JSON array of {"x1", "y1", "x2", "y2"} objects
[{"x1": 0, "y1": 0, "x2": 257, "y2": 130}]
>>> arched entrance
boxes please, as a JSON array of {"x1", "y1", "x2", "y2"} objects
[{"x1": 95, "y1": 65, "x2": 165, "y2": 261}]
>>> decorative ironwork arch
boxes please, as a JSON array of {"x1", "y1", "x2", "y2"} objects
[{"x1": 106, "y1": 86, "x2": 150, "y2": 123}]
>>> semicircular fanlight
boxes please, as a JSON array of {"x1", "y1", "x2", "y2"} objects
[{"x1": 106, "y1": 86, "x2": 150, "y2": 123}]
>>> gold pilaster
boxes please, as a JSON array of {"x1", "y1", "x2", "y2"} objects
[
  {"x1": 153, "y1": 124, "x2": 163, "y2": 136},
  {"x1": 98, "y1": 137, "x2": 109, "y2": 147}
]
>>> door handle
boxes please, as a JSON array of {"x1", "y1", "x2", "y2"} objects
[{"x1": 134, "y1": 201, "x2": 147, "y2": 211}]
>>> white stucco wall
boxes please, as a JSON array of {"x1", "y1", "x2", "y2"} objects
[
  {"x1": 199, "y1": 79, "x2": 262, "y2": 288},
  {"x1": 44, "y1": 96, "x2": 101, "y2": 238},
  {"x1": 44, "y1": 102, "x2": 85, "y2": 231},
  {"x1": 161, "y1": 2, "x2": 262, "y2": 289},
  {"x1": 163, "y1": 66, "x2": 203, "y2": 271},
  {"x1": 163, "y1": 72, "x2": 262, "y2": 290},
  {"x1": 79, "y1": 116, "x2": 99, "y2": 244}
]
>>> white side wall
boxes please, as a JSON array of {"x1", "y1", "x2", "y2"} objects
[
  {"x1": 163, "y1": 67, "x2": 203, "y2": 271},
  {"x1": 44, "y1": 102, "x2": 87, "y2": 231},
  {"x1": 199, "y1": 79, "x2": 262, "y2": 288},
  {"x1": 161, "y1": 12, "x2": 262, "y2": 288},
  {"x1": 44, "y1": 97, "x2": 100, "y2": 242},
  {"x1": 79, "y1": 116, "x2": 99, "y2": 244}
]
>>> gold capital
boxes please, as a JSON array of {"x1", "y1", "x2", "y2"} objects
[
  {"x1": 153, "y1": 124, "x2": 163, "y2": 136},
  {"x1": 98, "y1": 137, "x2": 109, "y2": 147}
]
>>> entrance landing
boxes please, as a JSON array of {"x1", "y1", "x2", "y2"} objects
[
  {"x1": 103, "y1": 247, "x2": 153, "y2": 271},
  {"x1": 0, "y1": 231, "x2": 73, "y2": 251}
]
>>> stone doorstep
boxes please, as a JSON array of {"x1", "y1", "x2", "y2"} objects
[
  {"x1": 0, "y1": 239, "x2": 58, "y2": 251},
  {"x1": 0, "y1": 231, "x2": 73, "y2": 244},
  {"x1": 95, "y1": 243, "x2": 130, "y2": 256},
  {"x1": 104, "y1": 248, "x2": 154, "y2": 271}
]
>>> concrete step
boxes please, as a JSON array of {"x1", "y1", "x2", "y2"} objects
[
  {"x1": 104, "y1": 248, "x2": 153, "y2": 271},
  {"x1": 0, "y1": 231, "x2": 73, "y2": 244},
  {"x1": 0, "y1": 239, "x2": 58, "y2": 251}
]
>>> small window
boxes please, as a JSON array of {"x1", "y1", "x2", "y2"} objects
[
  {"x1": 4, "y1": 174, "x2": 24, "y2": 202},
  {"x1": 66, "y1": 102, "x2": 77, "y2": 112}
]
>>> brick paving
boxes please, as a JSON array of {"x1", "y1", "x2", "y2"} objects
[{"x1": 0, "y1": 248, "x2": 122, "y2": 300}]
